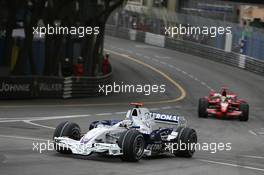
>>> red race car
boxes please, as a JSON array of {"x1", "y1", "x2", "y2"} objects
[{"x1": 198, "y1": 87, "x2": 249, "y2": 121}]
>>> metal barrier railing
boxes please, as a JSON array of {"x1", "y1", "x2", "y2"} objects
[
  {"x1": 63, "y1": 71, "x2": 112, "y2": 98},
  {"x1": 0, "y1": 70, "x2": 112, "y2": 99}
]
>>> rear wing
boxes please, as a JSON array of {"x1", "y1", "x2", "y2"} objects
[{"x1": 150, "y1": 112, "x2": 187, "y2": 126}]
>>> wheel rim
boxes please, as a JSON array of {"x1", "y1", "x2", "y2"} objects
[
  {"x1": 134, "y1": 136, "x2": 144, "y2": 157},
  {"x1": 71, "y1": 128, "x2": 80, "y2": 140},
  {"x1": 188, "y1": 133, "x2": 197, "y2": 154}
]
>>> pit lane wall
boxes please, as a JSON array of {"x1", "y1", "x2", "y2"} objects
[
  {"x1": 105, "y1": 25, "x2": 264, "y2": 76},
  {"x1": 0, "y1": 73, "x2": 112, "y2": 99}
]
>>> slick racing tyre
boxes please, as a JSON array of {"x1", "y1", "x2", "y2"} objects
[
  {"x1": 239, "y1": 103, "x2": 249, "y2": 121},
  {"x1": 118, "y1": 130, "x2": 145, "y2": 162},
  {"x1": 174, "y1": 127, "x2": 197, "y2": 158},
  {"x1": 53, "y1": 121, "x2": 81, "y2": 154},
  {"x1": 198, "y1": 98, "x2": 208, "y2": 118}
]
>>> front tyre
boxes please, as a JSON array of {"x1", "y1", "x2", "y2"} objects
[
  {"x1": 198, "y1": 98, "x2": 208, "y2": 118},
  {"x1": 118, "y1": 130, "x2": 145, "y2": 162},
  {"x1": 239, "y1": 103, "x2": 249, "y2": 121},
  {"x1": 174, "y1": 127, "x2": 197, "y2": 158},
  {"x1": 53, "y1": 121, "x2": 81, "y2": 154}
]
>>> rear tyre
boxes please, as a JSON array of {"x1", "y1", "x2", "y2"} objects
[
  {"x1": 118, "y1": 130, "x2": 145, "y2": 162},
  {"x1": 174, "y1": 127, "x2": 197, "y2": 158},
  {"x1": 53, "y1": 122, "x2": 81, "y2": 154},
  {"x1": 198, "y1": 98, "x2": 208, "y2": 118},
  {"x1": 239, "y1": 103, "x2": 249, "y2": 121}
]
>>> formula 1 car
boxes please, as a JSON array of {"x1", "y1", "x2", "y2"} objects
[
  {"x1": 53, "y1": 103, "x2": 197, "y2": 162},
  {"x1": 198, "y1": 88, "x2": 249, "y2": 121}
]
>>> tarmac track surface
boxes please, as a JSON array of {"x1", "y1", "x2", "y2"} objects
[{"x1": 0, "y1": 36, "x2": 263, "y2": 175}]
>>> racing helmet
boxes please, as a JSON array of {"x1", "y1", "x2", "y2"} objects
[{"x1": 221, "y1": 87, "x2": 227, "y2": 97}]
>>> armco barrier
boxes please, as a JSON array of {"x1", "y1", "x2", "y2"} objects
[
  {"x1": 145, "y1": 32, "x2": 165, "y2": 47},
  {"x1": 106, "y1": 25, "x2": 264, "y2": 76},
  {"x1": 0, "y1": 77, "x2": 34, "y2": 99},
  {"x1": 37, "y1": 77, "x2": 64, "y2": 98},
  {"x1": 0, "y1": 72, "x2": 112, "y2": 99},
  {"x1": 0, "y1": 76, "x2": 63, "y2": 99},
  {"x1": 165, "y1": 37, "x2": 264, "y2": 76},
  {"x1": 63, "y1": 73, "x2": 112, "y2": 98}
]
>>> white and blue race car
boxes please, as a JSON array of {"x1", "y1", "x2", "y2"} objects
[{"x1": 53, "y1": 103, "x2": 198, "y2": 162}]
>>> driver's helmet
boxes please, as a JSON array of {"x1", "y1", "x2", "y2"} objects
[{"x1": 221, "y1": 87, "x2": 227, "y2": 97}]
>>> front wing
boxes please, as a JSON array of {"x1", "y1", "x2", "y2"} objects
[{"x1": 54, "y1": 137, "x2": 122, "y2": 156}]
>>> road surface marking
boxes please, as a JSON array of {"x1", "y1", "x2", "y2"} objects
[
  {"x1": 161, "y1": 106, "x2": 172, "y2": 110},
  {"x1": 106, "y1": 49, "x2": 186, "y2": 104},
  {"x1": 115, "y1": 112, "x2": 127, "y2": 115},
  {"x1": 242, "y1": 155, "x2": 264, "y2": 159},
  {"x1": 155, "y1": 55, "x2": 171, "y2": 59},
  {"x1": 143, "y1": 56, "x2": 150, "y2": 59},
  {"x1": 199, "y1": 159, "x2": 264, "y2": 172},
  {"x1": 96, "y1": 113, "x2": 113, "y2": 116},
  {"x1": 249, "y1": 130, "x2": 258, "y2": 136},
  {"x1": 23, "y1": 120, "x2": 55, "y2": 130},
  {"x1": 0, "y1": 134, "x2": 49, "y2": 142},
  {"x1": 149, "y1": 108, "x2": 160, "y2": 111},
  {"x1": 0, "y1": 114, "x2": 90, "y2": 123}
]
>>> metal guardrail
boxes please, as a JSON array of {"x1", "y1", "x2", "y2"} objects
[
  {"x1": 0, "y1": 76, "x2": 63, "y2": 99},
  {"x1": 63, "y1": 72, "x2": 112, "y2": 98},
  {"x1": 106, "y1": 24, "x2": 264, "y2": 76},
  {"x1": 0, "y1": 71, "x2": 112, "y2": 99}
]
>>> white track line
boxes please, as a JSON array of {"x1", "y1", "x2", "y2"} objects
[
  {"x1": 0, "y1": 134, "x2": 49, "y2": 142},
  {"x1": 161, "y1": 106, "x2": 172, "y2": 110},
  {"x1": 21, "y1": 114, "x2": 90, "y2": 130},
  {"x1": 23, "y1": 120, "x2": 55, "y2": 130},
  {"x1": 160, "y1": 61, "x2": 167, "y2": 65},
  {"x1": 0, "y1": 119, "x2": 31, "y2": 123},
  {"x1": 115, "y1": 112, "x2": 127, "y2": 115},
  {"x1": 95, "y1": 113, "x2": 113, "y2": 116},
  {"x1": 249, "y1": 130, "x2": 258, "y2": 136},
  {"x1": 0, "y1": 114, "x2": 91, "y2": 123},
  {"x1": 198, "y1": 159, "x2": 264, "y2": 172},
  {"x1": 242, "y1": 155, "x2": 264, "y2": 159},
  {"x1": 155, "y1": 55, "x2": 171, "y2": 59},
  {"x1": 149, "y1": 108, "x2": 160, "y2": 111},
  {"x1": 143, "y1": 56, "x2": 150, "y2": 59}
]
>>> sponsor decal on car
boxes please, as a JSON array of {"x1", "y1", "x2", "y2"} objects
[{"x1": 150, "y1": 113, "x2": 181, "y2": 123}]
